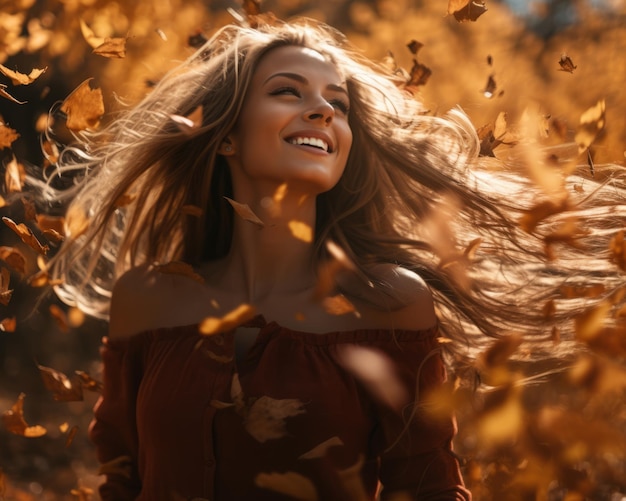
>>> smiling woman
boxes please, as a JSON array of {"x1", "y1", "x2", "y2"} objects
[{"x1": 38, "y1": 15, "x2": 626, "y2": 501}]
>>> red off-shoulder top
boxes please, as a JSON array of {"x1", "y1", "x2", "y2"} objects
[{"x1": 89, "y1": 315, "x2": 471, "y2": 500}]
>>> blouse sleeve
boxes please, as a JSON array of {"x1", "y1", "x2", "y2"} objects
[
  {"x1": 88, "y1": 334, "x2": 146, "y2": 500},
  {"x1": 371, "y1": 331, "x2": 472, "y2": 501}
]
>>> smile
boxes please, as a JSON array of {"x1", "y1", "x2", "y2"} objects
[{"x1": 287, "y1": 136, "x2": 331, "y2": 153}]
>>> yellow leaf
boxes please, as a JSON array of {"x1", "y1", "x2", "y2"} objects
[
  {"x1": 199, "y1": 303, "x2": 257, "y2": 335},
  {"x1": 575, "y1": 100, "x2": 606, "y2": 154},
  {"x1": 2, "y1": 393, "x2": 47, "y2": 437},
  {"x1": 0, "y1": 64, "x2": 46, "y2": 85},
  {"x1": 60, "y1": 79, "x2": 105, "y2": 132},
  {"x1": 79, "y1": 19, "x2": 104, "y2": 48},
  {"x1": 0, "y1": 122, "x2": 20, "y2": 149},
  {"x1": 4, "y1": 155, "x2": 24, "y2": 192},
  {"x1": 93, "y1": 37, "x2": 127, "y2": 58},
  {"x1": 288, "y1": 220, "x2": 313, "y2": 243},
  {"x1": 0, "y1": 84, "x2": 26, "y2": 104}
]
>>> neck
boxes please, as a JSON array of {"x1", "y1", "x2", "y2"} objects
[{"x1": 215, "y1": 183, "x2": 320, "y2": 303}]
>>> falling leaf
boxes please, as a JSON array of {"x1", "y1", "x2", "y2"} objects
[
  {"x1": 36, "y1": 214, "x2": 65, "y2": 237},
  {"x1": 339, "y1": 345, "x2": 407, "y2": 411},
  {"x1": 477, "y1": 334, "x2": 522, "y2": 386},
  {"x1": 245, "y1": 396, "x2": 306, "y2": 443},
  {"x1": 74, "y1": 370, "x2": 103, "y2": 393},
  {"x1": 93, "y1": 37, "x2": 128, "y2": 58},
  {"x1": 0, "y1": 246, "x2": 26, "y2": 274},
  {"x1": 64, "y1": 424, "x2": 79, "y2": 448},
  {"x1": 558, "y1": 54, "x2": 577, "y2": 73},
  {"x1": 2, "y1": 217, "x2": 49, "y2": 254},
  {"x1": 49, "y1": 304, "x2": 69, "y2": 332},
  {"x1": 406, "y1": 59, "x2": 431, "y2": 88},
  {"x1": 0, "y1": 267, "x2": 12, "y2": 306},
  {"x1": 0, "y1": 317, "x2": 16, "y2": 332},
  {"x1": 406, "y1": 39, "x2": 423, "y2": 55},
  {"x1": 59, "y1": 422, "x2": 69, "y2": 433},
  {"x1": 255, "y1": 471, "x2": 318, "y2": 501},
  {"x1": 68, "y1": 307, "x2": 86, "y2": 328},
  {"x1": 322, "y1": 294, "x2": 358, "y2": 316},
  {"x1": 288, "y1": 220, "x2": 313, "y2": 243},
  {"x1": 0, "y1": 84, "x2": 26, "y2": 104},
  {"x1": 97, "y1": 455, "x2": 133, "y2": 478},
  {"x1": 476, "y1": 384, "x2": 523, "y2": 446},
  {"x1": 482, "y1": 74, "x2": 497, "y2": 98},
  {"x1": 448, "y1": 0, "x2": 488, "y2": 22},
  {"x1": 79, "y1": 19, "x2": 104, "y2": 48},
  {"x1": 519, "y1": 197, "x2": 570, "y2": 233},
  {"x1": 575, "y1": 100, "x2": 605, "y2": 155},
  {"x1": 60, "y1": 79, "x2": 105, "y2": 132},
  {"x1": 298, "y1": 436, "x2": 344, "y2": 459},
  {"x1": 65, "y1": 205, "x2": 90, "y2": 239},
  {"x1": 4, "y1": 155, "x2": 24, "y2": 192},
  {"x1": 0, "y1": 64, "x2": 46, "y2": 85},
  {"x1": 199, "y1": 303, "x2": 257, "y2": 335},
  {"x1": 21, "y1": 197, "x2": 36, "y2": 221},
  {"x1": 155, "y1": 260, "x2": 204, "y2": 283},
  {"x1": 28, "y1": 269, "x2": 63, "y2": 287},
  {"x1": 574, "y1": 301, "x2": 611, "y2": 342},
  {"x1": 2, "y1": 393, "x2": 47, "y2": 437},
  {"x1": 38, "y1": 363, "x2": 83, "y2": 401},
  {"x1": 0, "y1": 122, "x2": 19, "y2": 149},
  {"x1": 225, "y1": 197, "x2": 264, "y2": 227}
]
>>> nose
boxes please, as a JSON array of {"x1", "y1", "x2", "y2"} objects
[{"x1": 305, "y1": 99, "x2": 334, "y2": 125}]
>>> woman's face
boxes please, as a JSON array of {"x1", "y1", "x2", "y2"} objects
[{"x1": 225, "y1": 45, "x2": 353, "y2": 195}]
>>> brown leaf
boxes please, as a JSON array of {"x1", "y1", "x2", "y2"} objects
[
  {"x1": 575, "y1": 99, "x2": 605, "y2": 155},
  {"x1": 0, "y1": 246, "x2": 26, "y2": 274},
  {"x1": 93, "y1": 37, "x2": 127, "y2": 58},
  {"x1": 406, "y1": 59, "x2": 431, "y2": 88},
  {"x1": 0, "y1": 122, "x2": 20, "y2": 149},
  {"x1": 482, "y1": 74, "x2": 497, "y2": 98},
  {"x1": 4, "y1": 155, "x2": 25, "y2": 192},
  {"x1": 0, "y1": 84, "x2": 26, "y2": 104},
  {"x1": 558, "y1": 54, "x2": 577, "y2": 73},
  {"x1": 406, "y1": 40, "x2": 423, "y2": 55},
  {"x1": 199, "y1": 303, "x2": 257, "y2": 335},
  {"x1": 60, "y1": 79, "x2": 105, "y2": 132},
  {"x1": 448, "y1": 0, "x2": 488, "y2": 22},
  {"x1": 49, "y1": 304, "x2": 69, "y2": 332},
  {"x1": 2, "y1": 217, "x2": 49, "y2": 254},
  {"x1": 0, "y1": 267, "x2": 12, "y2": 306},
  {"x1": 243, "y1": 0, "x2": 262, "y2": 16},
  {"x1": 21, "y1": 197, "x2": 36, "y2": 221},
  {"x1": 0, "y1": 64, "x2": 46, "y2": 85},
  {"x1": 0, "y1": 317, "x2": 16, "y2": 332},
  {"x1": 255, "y1": 471, "x2": 318, "y2": 501},
  {"x1": 477, "y1": 334, "x2": 522, "y2": 386},
  {"x1": 36, "y1": 214, "x2": 65, "y2": 237},
  {"x1": 575, "y1": 301, "x2": 611, "y2": 342},
  {"x1": 75, "y1": 370, "x2": 103, "y2": 393},
  {"x1": 224, "y1": 197, "x2": 264, "y2": 227},
  {"x1": 64, "y1": 424, "x2": 79, "y2": 448},
  {"x1": 155, "y1": 261, "x2": 205, "y2": 283},
  {"x1": 519, "y1": 197, "x2": 570, "y2": 233},
  {"x1": 2, "y1": 393, "x2": 47, "y2": 437},
  {"x1": 38, "y1": 363, "x2": 83, "y2": 401}
]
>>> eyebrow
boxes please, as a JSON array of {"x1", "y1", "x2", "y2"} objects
[{"x1": 264, "y1": 72, "x2": 349, "y2": 96}]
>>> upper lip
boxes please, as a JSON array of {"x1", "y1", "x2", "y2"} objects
[{"x1": 284, "y1": 130, "x2": 335, "y2": 153}]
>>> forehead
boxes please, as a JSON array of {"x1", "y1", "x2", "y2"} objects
[{"x1": 253, "y1": 45, "x2": 344, "y2": 84}]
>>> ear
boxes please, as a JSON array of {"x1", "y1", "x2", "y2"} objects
[{"x1": 218, "y1": 136, "x2": 236, "y2": 156}]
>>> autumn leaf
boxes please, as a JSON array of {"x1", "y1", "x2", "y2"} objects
[
  {"x1": 0, "y1": 84, "x2": 26, "y2": 104},
  {"x1": 70, "y1": 486, "x2": 94, "y2": 501},
  {"x1": 225, "y1": 197, "x2": 264, "y2": 227},
  {"x1": 93, "y1": 38, "x2": 128, "y2": 58},
  {"x1": 2, "y1": 217, "x2": 49, "y2": 254},
  {"x1": 482, "y1": 74, "x2": 498, "y2": 98},
  {"x1": 49, "y1": 303, "x2": 69, "y2": 332},
  {"x1": 448, "y1": 0, "x2": 488, "y2": 22},
  {"x1": 476, "y1": 384, "x2": 523, "y2": 446},
  {"x1": 406, "y1": 39, "x2": 423, "y2": 55},
  {"x1": 0, "y1": 246, "x2": 26, "y2": 274},
  {"x1": 574, "y1": 301, "x2": 611, "y2": 342},
  {"x1": 2, "y1": 393, "x2": 47, "y2": 437},
  {"x1": 64, "y1": 424, "x2": 79, "y2": 448},
  {"x1": 199, "y1": 303, "x2": 257, "y2": 335},
  {"x1": 255, "y1": 471, "x2": 318, "y2": 501},
  {"x1": 74, "y1": 370, "x2": 103, "y2": 393},
  {"x1": 79, "y1": 19, "x2": 105, "y2": 48},
  {"x1": 0, "y1": 64, "x2": 46, "y2": 85},
  {"x1": 406, "y1": 59, "x2": 431, "y2": 88},
  {"x1": 155, "y1": 260, "x2": 204, "y2": 283},
  {"x1": 476, "y1": 334, "x2": 522, "y2": 386},
  {"x1": 0, "y1": 121, "x2": 19, "y2": 149},
  {"x1": 519, "y1": 197, "x2": 570, "y2": 233},
  {"x1": 38, "y1": 363, "x2": 84, "y2": 401},
  {"x1": 288, "y1": 220, "x2": 313, "y2": 243},
  {"x1": 60, "y1": 79, "x2": 105, "y2": 132},
  {"x1": 0, "y1": 317, "x2": 16, "y2": 332},
  {"x1": 322, "y1": 294, "x2": 358, "y2": 316},
  {"x1": 4, "y1": 155, "x2": 24, "y2": 192},
  {"x1": 65, "y1": 205, "x2": 90, "y2": 239},
  {"x1": 36, "y1": 214, "x2": 65, "y2": 237},
  {"x1": 575, "y1": 99, "x2": 606, "y2": 155},
  {"x1": 28, "y1": 269, "x2": 63, "y2": 287},
  {"x1": 0, "y1": 267, "x2": 12, "y2": 306},
  {"x1": 558, "y1": 54, "x2": 577, "y2": 73}
]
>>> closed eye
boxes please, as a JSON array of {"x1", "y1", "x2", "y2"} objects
[
  {"x1": 269, "y1": 86, "x2": 301, "y2": 97},
  {"x1": 329, "y1": 98, "x2": 350, "y2": 115}
]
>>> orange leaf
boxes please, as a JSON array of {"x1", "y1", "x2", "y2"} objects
[
  {"x1": 2, "y1": 217, "x2": 49, "y2": 254},
  {"x1": 65, "y1": 205, "x2": 90, "y2": 239},
  {"x1": 0, "y1": 84, "x2": 26, "y2": 104},
  {"x1": 38, "y1": 363, "x2": 83, "y2": 401},
  {"x1": 0, "y1": 267, "x2": 12, "y2": 306},
  {"x1": 0, "y1": 317, "x2": 16, "y2": 332},
  {"x1": 36, "y1": 214, "x2": 66, "y2": 236},
  {"x1": 224, "y1": 197, "x2": 264, "y2": 227},
  {"x1": 0, "y1": 64, "x2": 47, "y2": 85},
  {"x1": 79, "y1": 19, "x2": 105, "y2": 48},
  {"x1": 448, "y1": 0, "x2": 488, "y2": 22},
  {"x1": 322, "y1": 294, "x2": 358, "y2": 316},
  {"x1": 0, "y1": 246, "x2": 26, "y2": 274},
  {"x1": 575, "y1": 100, "x2": 606, "y2": 155},
  {"x1": 558, "y1": 54, "x2": 577, "y2": 73},
  {"x1": 288, "y1": 220, "x2": 313, "y2": 243},
  {"x1": 49, "y1": 304, "x2": 69, "y2": 332},
  {"x1": 609, "y1": 230, "x2": 626, "y2": 272},
  {"x1": 4, "y1": 155, "x2": 25, "y2": 192},
  {"x1": 2, "y1": 393, "x2": 47, "y2": 437},
  {"x1": 575, "y1": 302, "x2": 612, "y2": 342},
  {"x1": 74, "y1": 370, "x2": 103, "y2": 393},
  {"x1": 199, "y1": 303, "x2": 257, "y2": 335},
  {"x1": 93, "y1": 37, "x2": 127, "y2": 58},
  {"x1": 0, "y1": 122, "x2": 20, "y2": 149},
  {"x1": 60, "y1": 79, "x2": 105, "y2": 132}
]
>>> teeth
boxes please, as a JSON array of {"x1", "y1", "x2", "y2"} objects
[{"x1": 289, "y1": 136, "x2": 329, "y2": 152}]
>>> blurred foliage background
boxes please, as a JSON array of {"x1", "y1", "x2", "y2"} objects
[{"x1": 1, "y1": 0, "x2": 625, "y2": 499}]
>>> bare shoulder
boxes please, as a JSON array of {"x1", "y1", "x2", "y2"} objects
[
  {"x1": 344, "y1": 263, "x2": 438, "y2": 332},
  {"x1": 108, "y1": 263, "x2": 208, "y2": 340}
]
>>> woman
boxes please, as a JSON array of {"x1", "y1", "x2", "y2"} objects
[{"x1": 43, "y1": 18, "x2": 624, "y2": 501}]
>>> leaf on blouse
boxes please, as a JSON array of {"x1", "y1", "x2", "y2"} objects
[
  {"x1": 2, "y1": 393, "x2": 47, "y2": 437},
  {"x1": 155, "y1": 261, "x2": 205, "y2": 283},
  {"x1": 255, "y1": 471, "x2": 318, "y2": 501},
  {"x1": 298, "y1": 436, "x2": 344, "y2": 460},
  {"x1": 322, "y1": 294, "x2": 359, "y2": 317},
  {"x1": 38, "y1": 363, "x2": 84, "y2": 401},
  {"x1": 97, "y1": 455, "x2": 133, "y2": 479},
  {"x1": 199, "y1": 303, "x2": 257, "y2": 335},
  {"x1": 338, "y1": 345, "x2": 407, "y2": 412},
  {"x1": 0, "y1": 246, "x2": 26, "y2": 275},
  {"x1": 245, "y1": 396, "x2": 306, "y2": 443},
  {"x1": 224, "y1": 197, "x2": 264, "y2": 227}
]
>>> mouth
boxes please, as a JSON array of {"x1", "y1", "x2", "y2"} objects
[{"x1": 285, "y1": 135, "x2": 333, "y2": 153}]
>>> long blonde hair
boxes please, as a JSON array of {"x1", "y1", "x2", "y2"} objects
[{"x1": 44, "y1": 19, "x2": 626, "y2": 363}]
